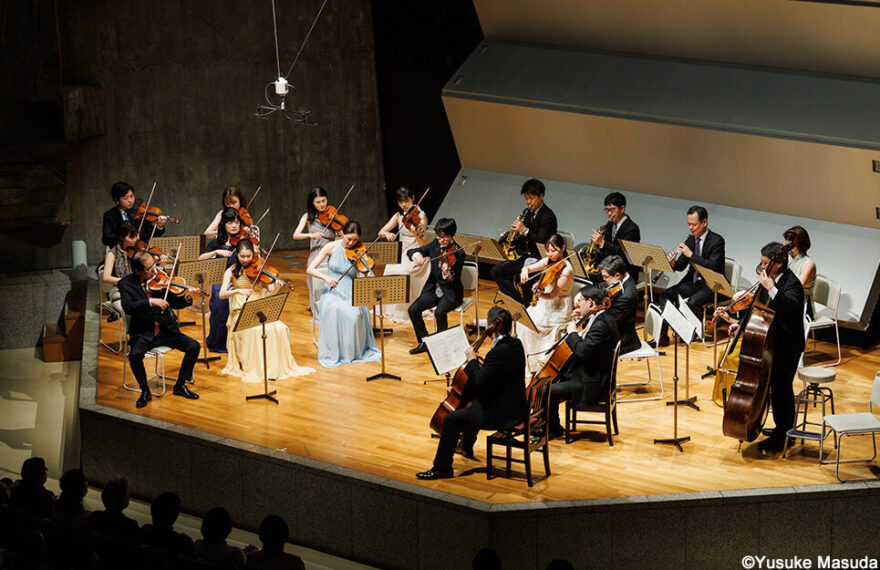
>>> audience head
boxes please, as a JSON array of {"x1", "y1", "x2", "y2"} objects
[
  {"x1": 472, "y1": 547, "x2": 501, "y2": 570},
  {"x1": 201, "y1": 506, "x2": 233, "y2": 543},
  {"x1": 59, "y1": 469, "x2": 87, "y2": 501},
  {"x1": 257, "y1": 515, "x2": 289, "y2": 553},
  {"x1": 101, "y1": 477, "x2": 130, "y2": 513},
  {"x1": 151, "y1": 491, "x2": 182, "y2": 528},
  {"x1": 20, "y1": 457, "x2": 48, "y2": 486},
  {"x1": 546, "y1": 559, "x2": 574, "y2": 570},
  {"x1": 486, "y1": 306, "x2": 513, "y2": 336}
]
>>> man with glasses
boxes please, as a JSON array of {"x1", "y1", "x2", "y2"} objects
[{"x1": 589, "y1": 192, "x2": 641, "y2": 280}]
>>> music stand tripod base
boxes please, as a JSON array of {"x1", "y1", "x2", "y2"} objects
[{"x1": 234, "y1": 292, "x2": 288, "y2": 405}]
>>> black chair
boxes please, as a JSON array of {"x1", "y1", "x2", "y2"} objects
[
  {"x1": 565, "y1": 341, "x2": 621, "y2": 446},
  {"x1": 486, "y1": 373, "x2": 552, "y2": 487}
]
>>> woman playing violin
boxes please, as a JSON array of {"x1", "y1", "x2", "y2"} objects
[
  {"x1": 219, "y1": 240, "x2": 314, "y2": 382},
  {"x1": 203, "y1": 186, "x2": 248, "y2": 239},
  {"x1": 196, "y1": 207, "x2": 244, "y2": 353},
  {"x1": 307, "y1": 220, "x2": 381, "y2": 368},
  {"x1": 102, "y1": 222, "x2": 139, "y2": 289},
  {"x1": 377, "y1": 186, "x2": 431, "y2": 323},
  {"x1": 515, "y1": 234, "x2": 574, "y2": 375},
  {"x1": 292, "y1": 186, "x2": 343, "y2": 312}
]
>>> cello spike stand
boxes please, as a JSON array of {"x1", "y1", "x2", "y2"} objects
[{"x1": 655, "y1": 331, "x2": 691, "y2": 451}]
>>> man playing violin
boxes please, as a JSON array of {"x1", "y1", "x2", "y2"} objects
[
  {"x1": 119, "y1": 250, "x2": 200, "y2": 408},
  {"x1": 546, "y1": 284, "x2": 620, "y2": 439},
  {"x1": 407, "y1": 218, "x2": 465, "y2": 355},
  {"x1": 598, "y1": 255, "x2": 640, "y2": 355},
  {"x1": 491, "y1": 178, "x2": 557, "y2": 305},
  {"x1": 102, "y1": 181, "x2": 167, "y2": 248},
  {"x1": 727, "y1": 242, "x2": 804, "y2": 453},
  {"x1": 416, "y1": 307, "x2": 527, "y2": 480}
]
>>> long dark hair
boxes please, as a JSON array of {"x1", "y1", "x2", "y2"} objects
[
  {"x1": 231, "y1": 239, "x2": 256, "y2": 279},
  {"x1": 217, "y1": 207, "x2": 242, "y2": 244},
  {"x1": 222, "y1": 186, "x2": 247, "y2": 210},
  {"x1": 545, "y1": 233, "x2": 567, "y2": 256},
  {"x1": 306, "y1": 186, "x2": 329, "y2": 223}
]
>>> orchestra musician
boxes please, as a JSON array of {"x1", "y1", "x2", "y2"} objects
[
  {"x1": 219, "y1": 240, "x2": 314, "y2": 382},
  {"x1": 292, "y1": 186, "x2": 342, "y2": 313},
  {"x1": 515, "y1": 234, "x2": 574, "y2": 375},
  {"x1": 546, "y1": 284, "x2": 620, "y2": 439},
  {"x1": 203, "y1": 186, "x2": 248, "y2": 239},
  {"x1": 101, "y1": 222, "x2": 138, "y2": 289},
  {"x1": 590, "y1": 192, "x2": 642, "y2": 280},
  {"x1": 597, "y1": 255, "x2": 640, "y2": 355},
  {"x1": 491, "y1": 179, "x2": 558, "y2": 305},
  {"x1": 377, "y1": 186, "x2": 430, "y2": 323},
  {"x1": 657, "y1": 205, "x2": 726, "y2": 346},
  {"x1": 119, "y1": 251, "x2": 200, "y2": 408},
  {"x1": 307, "y1": 220, "x2": 382, "y2": 368},
  {"x1": 727, "y1": 242, "x2": 804, "y2": 453},
  {"x1": 101, "y1": 181, "x2": 167, "y2": 248},
  {"x1": 406, "y1": 218, "x2": 465, "y2": 355},
  {"x1": 783, "y1": 225, "x2": 817, "y2": 318},
  {"x1": 416, "y1": 307, "x2": 528, "y2": 480},
  {"x1": 198, "y1": 207, "x2": 244, "y2": 353}
]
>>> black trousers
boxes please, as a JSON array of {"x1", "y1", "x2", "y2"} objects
[
  {"x1": 408, "y1": 289, "x2": 460, "y2": 342},
  {"x1": 657, "y1": 279, "x2": 720, "y2": 339},
  {"x1": 432, "y1": 400, "x2": 509, "y2": 471},
  {"x1": 491, "y1": 257, "x2": 537, "y2": 305},
  {"x1": 128, "y1": 331, "x2": 200, "y2": 391},
  {"x1": 547, "y1": 379, "x2": 602, "y2": 430},
  {"x1": 768, "y1": 348, "x2": 800, "y2": 439}
]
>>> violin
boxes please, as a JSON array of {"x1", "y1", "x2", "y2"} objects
[
  {"x1": 400, "y1": 205, "x2": 425, "y2": 239},
  {"x1": 345, "y1": 240, "x2": 375, "y2": 273},
  {"x1": 229, "y1": 225, "x2": 258, "y2": 246},
  {"x1": 127, "y1": 242, "x2": 164, "y2": 261},
  {"x1": 318, "y1": 183, "x2": 355, "y2": 232},
  {"x1": 439, "y1": 244, "x2": 458, "y2": 281},
  {"x1": 133, "y1": 200, "x2": 180, "y2": 224},
  {"x1": 146, "y1": 267, "x2": 206, "y2": 297},
  {"x1": 530, "y1": 260, "x2": 565, "y2": 306},
  {"x1": 243, "y1": 255, "x2": 294, "y2": 291}
]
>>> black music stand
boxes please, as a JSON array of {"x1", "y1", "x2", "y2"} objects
[
  {"x1": 176, "y1": 258, "x2": 227, "y2": 369},
  {"x1": 423, "y1": 324, "x2": 471, "y2": 387},
  {"x1": 234, "y1": 292, "x2": 289, "y2": 404},
  {"x1": 654, "y1": 301, "x2": 696, "y2": 451},
  {"x1": 353, "y1": 275, "x2": 408, "y2": 382},
  {"x1": 152, "y1": 234, "x2": 206, "y2": 327},
  {"x1": 370, "y1": 240, "x2": 402, "y2": 335},
  {"x1": 618, "y1": 240, "x2": 674, "y2": 340},
  {"x1": 675, "y1": 295, "x2": 704, "y2": 411},
  {"x1": 693, "y1": 264, "x2": 735, "y2": 378},
  {"x1": 455, "y1": 234, "x2": 502, "y2": 333},
  {"x1": 492, "y1": 291, "x2": 539, "y2": 334}
]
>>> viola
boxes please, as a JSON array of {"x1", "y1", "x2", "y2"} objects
[
  {"x1": 133, "y1": 201, "x2": 180, "y2": 224},
  {"x1": 345, "y1": 240, "x2": 375, "y2": 273},
  {"x1": 318, "y1": 205, "x2": 348, "y2": 232},
  {"x1": 530, "y1": 259, "x2": 565, "y2": 307},
  {"x1": 145, "y1": 267, "x2": 206, "y2": 296},
  {"x1": 243, "y1": 256, "x2": 294, "y2": 291}
]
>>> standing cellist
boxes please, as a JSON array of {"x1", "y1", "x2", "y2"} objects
[{"x1": 727, "y1": 242, "x2": 804, "y2": 453}]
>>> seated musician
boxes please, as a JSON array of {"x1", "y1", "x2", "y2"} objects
[
  {"x1": 727, "y1": 242, "x2": 804, "y2": 453},
  {"x1": 657, "y1": 205, "x2": 725, "y2": 346},
  {"x1": 416, "y1": 307, "x2": 528, "y2": 480},
  {"x1": 102, "y1": 181, "x2": 167, "y2": 248},
  {"x1": 597, "y1": 255, "x2": 640, "y2": 355},
  {"x1": 406, "y1": 218, "x2": 465, "y2": 355},
  {"x1": 546, "y1": 284, "x2": 620, "y2": 439},
  {"x1": 491, "y1": 178, "x2": 557, "y2": 305},
  {"x1": 119, "y1": 251, "x2": 200, "y2": 408},
  {"x1": 591, "y1": 192, "x2": 641, "y2": 281}
]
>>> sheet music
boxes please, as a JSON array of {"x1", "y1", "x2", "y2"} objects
[
  {"x1": 662, "y1": 300, "x2": 696, "y2": 345},
  {"x1": 677, "y1": 295, "x2": 704, "y2": 340},
  {"x1": 423, "y1": 325, "x2": 471, "y2": 376}
]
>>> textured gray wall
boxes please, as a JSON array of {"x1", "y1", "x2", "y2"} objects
[{"x1": 11, "y1": 0, "x2": 384, "y2": 271}]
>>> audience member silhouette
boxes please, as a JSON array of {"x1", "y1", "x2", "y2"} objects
[
  {"x1": 472, "y1": 547, "x2": 502, "y2": 570},
  {"x1": 245, "y1": 515, "x2": 305, "y2": 570},
  {"x1": 88, "y1": 477, "x2": 139, "y2": 541},
  {"x1": 194, "y1": 506, "x2": 247, "y2": 569},
  {"x1": 546, "y1": 559, "x2": 574, "y2": 570},
  {"x1": 139, "y1": 491, "x2": 194, "y2": 556},
  {"x1": 53, "y1": 468, "x2": 91, "y2": 531},
  {"x1": 9, "y1": 457, "x2": 55, "y2": 520}
]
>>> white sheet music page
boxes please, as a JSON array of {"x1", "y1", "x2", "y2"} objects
[
  {"x1": 423, "y1": 325, "x2": 471, "y2": 376},
  {"x1": 662, "y1": 300, "x2": 696, "y2": 345}
]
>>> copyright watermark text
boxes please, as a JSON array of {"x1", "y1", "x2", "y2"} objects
[{"x1": 741, "y1": 555, "x2": 878, "y2": 569}]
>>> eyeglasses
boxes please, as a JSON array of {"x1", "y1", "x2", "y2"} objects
[{"x1": 604, "y1": 207, "x2": 619, "y2": 213}]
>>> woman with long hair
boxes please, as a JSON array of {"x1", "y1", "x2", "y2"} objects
[{"x1": 292, "y1": 186, "x2": 340, "y2": 312}]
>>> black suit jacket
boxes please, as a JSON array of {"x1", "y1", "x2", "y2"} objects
[
  {"x1": 463, "y1": 335, "x2": 528, "y2": 428},
  {"x1": 523, "y1": 204, "x2": 557, "y2": 258},
  {"x1": 672, "y1": 229, "x2": 725, "y2": 287},
  {"x1": 606, "y1": 276, "x2": 640, "y2": 354},
  {"x1": 561, "y1": 311, "x2": 620, "y2": 404},
  {"x1": 102, "y1": 201, "x2": 166, "y2": 248},
  {"x1": 599, "y1": 216, "x2": 641, "y2": 279},
  {"x1": 407, "y1": 239, "x2": 465, "y2": 306},
  {"x1": 760, "y1": 269, "x2": 806, "y2": 359},
  {"x1": 118, "y1": 273, "x2": 192, "y2": 343}
]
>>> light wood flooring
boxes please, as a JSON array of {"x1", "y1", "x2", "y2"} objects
[{"x1": 96, "y1": 256, "x2": 880, "y2": 504}]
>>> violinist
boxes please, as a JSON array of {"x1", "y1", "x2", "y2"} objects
[
  {"x1": 101, "y1": 181, "x2": 167, "y2": 248},
  {"x1": 783, "y1": 225, "x2": 817, "y2": 318},
  {"x1": 545, "y1": 284, "x2": 620, "y2": 439},
  {"x1": 597, "y1": 255, "x2": 640, "y2": 355},
  {"x1": 307, "y1": 220, "x2": 382, "y2": 368},
  {"x1": 727, "y1": 242, "x2": 804, "y2": 453},
  {"x1": 514, "y1": 234, "x2": 574, "y2": 375},
  {"x1": 292, "y1": 186, "x2": 342, "y2": 312},
  {"x1": 203, "y1": 186, "x2": 248, "y2": 239},
  {"x1": 416, "y1": 307, "x2": 527, "y2": 480},
  {"x1": 490, "y1": 178, "x2": 557, "y2": 305},
  {"x1": 377, "y1": 186, "x2": 430, "y2": 323},
  {"x1": 102, "y1": 222, "x2": 139, "y2": 289},
  {"x1": 119, "y1": 251, "x2": 200, "y2": 408},
  {"x1": 590, "y1": 192, "x2": 642, "y2": 280},
  {"x1": 218, "y1": 240, "x2": 314, "y2": 382},
  {"x1": 197, "y1": 207, "x2": 243, "y2": 353},
  {"x1": 406, "y1": 218, "x2": 465, "y2": 355}
]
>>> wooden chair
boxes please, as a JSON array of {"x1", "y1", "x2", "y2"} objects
[
  {"x1": 565, "y1": 341, "x2": 622, "y2": 446},
  {"x1": 486, "y1": 373, "x2": 552, "y2": 487}
]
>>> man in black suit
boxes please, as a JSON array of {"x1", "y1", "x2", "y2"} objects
[
  {"x1": 728, "y1": 242, "x2": 804, "y2": 453},
  {"x1": 657, "y1": 205, "x2": 726, "y2": 345},
  {"x1": 102, "y1": 181, "x2": 167, "y2": 248},
  {"x1": 491, "y1": 178, "x2": 557, "y2": 305},
  {"x1": 416, "y1": 307, "x2": 528, "y2": 480},
  {"x1": 120, "y1": 251, "x2": 200, "y2": 408},
  {"x1": 407, "y1": 217, "x2": 466, "y2": 354},
  {"x1": 547, "y1": 284, "x2": 620, "y2": 438},
  {"x1": 598, "y1": 255, "x2": 640, "y2": 355},
  {"x1": 591, "y1": 192, "x2": 641, "y2": 280}
]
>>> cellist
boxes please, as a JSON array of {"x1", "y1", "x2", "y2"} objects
[
  {"x1": 416, "y1": 307, "x2": 527, "y2": 480},
  {"x1": 726, "y1": 241, "x2": 804, "y2": 453}
]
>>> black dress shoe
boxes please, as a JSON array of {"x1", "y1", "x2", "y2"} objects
[
  {"x1": 658, "y1": 336, "x2": 671, "y2": 347},
  {"x1": 761, "y1": 427, "x2": 776, "y2": 437},
  {"x1": 172, "y1": 384, "x2": 199, "y2": 399},
  {"x1": 409, "y1": 342, "x2": 428, "y2": 355},
  {"x1": 136, "y1": 391, "x2": 151, "y2": 408},
  {"x1": 758, "y1": 437, "x2": 786, "y2": 453},
  {"x1": 548, "y1": 426, "x2": 565, "y2": 440},
  {"x1": 416, "y1": 468, "x2": 454, "y2": 480},
  {"x1": 456, "y1": 446, "x2": 475, "y2": 460}
]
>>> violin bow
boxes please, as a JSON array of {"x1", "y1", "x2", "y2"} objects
[
  {"x1": 391, "y1": 186, "x2": 430, "y2": 240},
  {"x1": 526, "y1": 249, "x2": 580, "y2": 284},
  {"x1": 136, "y1": 180, "x2": 158, "y2": 239},
  {"x1": 334, "y1": 234, "x2": 383, "y2": 286},
  {"x1": 162, "y1": 242, "x2": 183, "y2": 302},
  {"x1": 321, "y1": 183, "x2": 355, "y2": 230},
  {"x1": 248, "y1": 232, "x2": 281, "y2": 293},
  {"x1": 248, "y1": 185, "x2": 262, "y2": 210}
]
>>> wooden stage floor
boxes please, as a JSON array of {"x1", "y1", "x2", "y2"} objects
[{"x1": 96, "y1": 257, "x2": 880, "y2": 504}]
